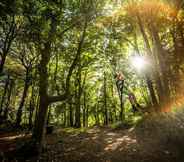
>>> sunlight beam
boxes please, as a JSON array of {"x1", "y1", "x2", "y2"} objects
[{"x1": 131, "y1": 55, "x2": 147, "y2": 71}]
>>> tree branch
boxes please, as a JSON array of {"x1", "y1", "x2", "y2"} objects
[{"x1": 48, "y1": 19, "x2": 88, "y2": 104}]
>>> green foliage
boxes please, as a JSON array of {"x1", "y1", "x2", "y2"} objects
[{"x1": 0, "y1": 0, "x2": 184, "y2": 131}]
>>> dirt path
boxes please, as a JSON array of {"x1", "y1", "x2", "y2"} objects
[
  {"x1": 0, "y1": 127, "x2": 183, "y2": 162},
  {"x1": 42, "y1": 127, "x2": 182, "y2": 162}
]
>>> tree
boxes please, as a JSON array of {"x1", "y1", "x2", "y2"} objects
[
  {"x1": 13, "y1": 42, "x2": 37, "y2": 127},
  {"x1": 0, "y1": 15, "x2": 19, "y2": 74}
]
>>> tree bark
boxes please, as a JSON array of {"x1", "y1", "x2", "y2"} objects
[
  {"x1": 150, "y1": 22, "x2": 171, "y2": 103},
  {"x1": 75, "y1": 69, "x2": 82, "y2": 128},
  {"x1": 3, "y1": 79, "x2": 14, "y2": 120},
  {"x1": 0, "y1": 75, "x2": 9, "y2": 115},
  {"x1": 103, "y1": 72, "x2": 108, "y2": 125},
  {"x1": 83, "y1": 90, "x2": 86, "y2": 127},
  {"x1": 0, "y1": 55, "x2": 6, "y2": 74},
  {"x1": 69, "y1": 101, "x2": 73, "y2": 127},
  {"x1": 95, "y1": 102, "x2": 100, "y2": 125},
  {"x1": 145, "y1": 74, "x2": 158, "y2": 106},
  {"x1": 86, "y1": 106, "x2": 88, "y2": 127},
  {"x1": 15, "y1": 72, "x2": 30, "y2": 127},
  {"x1": 28, "y1": 98, "x2": 34, "y2": 130},
  {"x1": 137, "y1": 14, "x2": 161, "y2": 106},
  {"x1": 32, "y1": 41, "x2": 51, "y2": 152},
  {"x1": 74, "y1": 20, "x2": 88, "y2": 128},
  {"x1": 32, "y1": 17, "x2": 88, "y2": 152},
  {"x1": 0, "y1": 16, "x2": 16, "y2": 74}
]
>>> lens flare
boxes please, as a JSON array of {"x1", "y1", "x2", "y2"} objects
[{"x1": 131, "y1": 56, "x2": 146, "y2": 71}]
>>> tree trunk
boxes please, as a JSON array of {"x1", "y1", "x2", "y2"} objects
[
  {"x1": 86, "y1": 106, "x2": 88, "y2": 127},
  {"x1": 145, "y1": 74, "x2": 158, "y2": 107},
  {"x1": 75, "y1": 69, "x2": 82, "y2": 128},
  {"x1": 103, "y1": 72, "x2": 108, "y2": 125},
  {"x1": 32, "y1": 42, "x2": 50, "y2": 152},
  {"x1": 0, "y1": 55, "x2": 6, "y2": 74},
  {"x1": 150, "y1": 22, "x2": 171, "y2": 103},
  {"x1": 0, "y1": 17, "x2": 16, "y2": 74},
  {"x1": 115, "y1": 76, "x2": 124, "y2": 121},
  {"x1": 32, "y1": 17, "x2": 87, "y2": 152},
  {"x1": 82, "y1": 107, "x2": 86, "y2": 127},
  {"x1": 28, "y1": 99, "x2": 34, "y2": 130},
  {"x1": 69, "y1": 101, "x2": 73, "y2": 127},
  {"x1": 119, "y1": 91, "x2": 124, "y2": 121},
  {"x1": 46, "y1": 107, "x2": 51, "y2": 126},
  {"x1": 15, "y1": 73, "x2": 30, "y2": 127},
  {"x1": 3, "y1": 79, "x2": 14, "y2": 120},
  {"x1": 170, "y1": 24, "x2": 184, "y2": 96},
  {"x1": 28, "y1": 84, "x2": 36, "y2": 130},
  {"x1": 63, "y1": 104, "x2": 67, "y2": 126},
  {"x1": 95, "y1": 102, "x2": 100, "y2": 125},
  {"x1": 0, "y1": 75, "x2": 9, "y2": 115},
  {"x1": 137, "y1": 14, "x2": 161, "y2": 106},
  {"x1": 83, "y1": 90, "x2": 86, "y2": 127},
  {"x1": 74, "y1": 20, "x2": 88, "y2": 128}
]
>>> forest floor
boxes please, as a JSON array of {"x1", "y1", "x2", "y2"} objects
[{"x1": 0, "y1": 121, "x2": 184, "y2": 162}]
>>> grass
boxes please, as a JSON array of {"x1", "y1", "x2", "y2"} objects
[
  {"x1": 110, "y1": 114, "x2": 143, "y2": 130},
  {"x1": 63, "y1": 127, "x2": 88, "y2": 134}
]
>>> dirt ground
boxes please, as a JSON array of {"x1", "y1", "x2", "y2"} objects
[{"x1": 0, "y1": 126, "x2": 183, "y2": 162}]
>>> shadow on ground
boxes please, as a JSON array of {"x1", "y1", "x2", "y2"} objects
[{"x1": 1, "y1": 121, "x2": 184, "y2": 162}]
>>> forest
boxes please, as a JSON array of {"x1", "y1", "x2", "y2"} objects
[{"x1": 0, "y1": 0, "x2": 184, "y2": 161}]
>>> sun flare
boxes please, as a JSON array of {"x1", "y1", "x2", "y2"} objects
[{"x1": 131, "y1": 56, "x2": 147, "y2": 71}]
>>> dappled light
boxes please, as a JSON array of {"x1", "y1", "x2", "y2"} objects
[
  {"x1": 0, "y1": 134, "x2": 28, "y2": 141},
  {"x1": 104, "y1": 135, "x2": 137, "y2": 151},
  {"x1": 1, "y1": 0, "x2": 184, "y2": 161}
]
